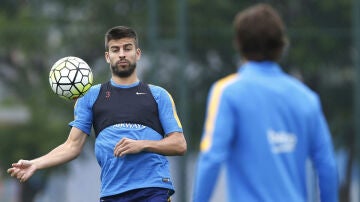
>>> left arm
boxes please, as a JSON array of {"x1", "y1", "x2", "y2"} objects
[
  {"x1": 114, "y1": 132, "x2": 187, "y2": 157},
  {"x1": 114, "y1": 85, "x2": 187, "y2": 157},
  {"x1": 310, "y1": 97, "x2": 338, "y2": 202}
]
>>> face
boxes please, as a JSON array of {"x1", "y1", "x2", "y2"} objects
[{"x1": 105, "y1": 37, "x2": 141, "y2": 78}]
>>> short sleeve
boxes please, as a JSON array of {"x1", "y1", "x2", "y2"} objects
[{"x1": 69, "y1": 84, "x2": 101, "y2": 135}]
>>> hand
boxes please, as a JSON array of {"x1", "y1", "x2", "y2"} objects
[
  {"x1": 114, "y1": 138, "x2": 146, "y2": 157},
  {"x1": 7, "y1": 159, "x2": 36, "y2": 183}
]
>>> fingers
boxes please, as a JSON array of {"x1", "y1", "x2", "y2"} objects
[
  {"x1": 7, "y1": 159, "x2": 32, "y2": 183},
  {"x1": 7, "y1": 167, "x2": 28, "y2": 182},
  {"x1": 7, "y1": 167, "x2": 18, "y2": 177},
  {"x1": 12, "y1": 159, "x2": 28, "y2": 168},
  {"x1": 114, "y1": 138, "x2": 145, "y2": 157},
  {"x1": 7, "y1": 160, "x2": 24, "y2": 175},
  {"x1": 115, "y1": 138, "x2": 126, "y2": 148},
  {"x1": 114, "y1": 138, "x2": 128, "y2": 157},
  {"x1": 11, "y1": 161, "x2": 23, "y2": 168},
  {"x1": 19, "y1": 172, "x2": 29, "y2": 183}
]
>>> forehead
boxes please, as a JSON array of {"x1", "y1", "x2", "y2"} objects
[{"x1": 108, "y1": 37, "x2": 136, "y2": 48}]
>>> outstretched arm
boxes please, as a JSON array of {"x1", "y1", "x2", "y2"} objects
[
  {"x1": 114, "y1": 132, "x2": 187, "y2": 157},
  {"x1": 7, "y1": 127, "x2": 87, "y2": 182}
]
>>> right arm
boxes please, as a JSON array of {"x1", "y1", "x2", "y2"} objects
[
  {"x1": 7, "y1": 127, "x2": 87, "y2": 182},
  {"x1": 193, "y1": 80, "x2": 236, "y2": 201}
]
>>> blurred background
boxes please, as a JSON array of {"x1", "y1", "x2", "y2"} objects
[{"x1": 0, "y1": 0, "x2": 359, "y2": 201}]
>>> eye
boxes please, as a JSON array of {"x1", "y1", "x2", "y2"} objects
[
  {"x1": 109, "y1": 47, "x2": 119, "y2": 53},
  {"x1": 124, "y1": 45, "x2": 133, "y2": 51}
]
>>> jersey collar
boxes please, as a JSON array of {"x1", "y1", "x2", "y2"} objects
[
  {"x1": 110, "y1": 79, "x2": 140, "y2": 88},
  {"x1": 238, "y1": 61, "x2": 282, "y2": 75}
]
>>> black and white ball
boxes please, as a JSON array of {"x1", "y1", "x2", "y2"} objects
[{"x1": 49, "y1": 56, "x2": 93, "y2": 100}]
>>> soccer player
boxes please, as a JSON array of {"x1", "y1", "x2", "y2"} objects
[
  {"x1": 8, "y1": 26, "x2": 187, "y2": 202},
  {"x1": 192, "y1": 3, "x2": 338, "y2": 202}
]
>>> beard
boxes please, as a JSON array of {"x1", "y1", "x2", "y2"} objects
[{"x1": 111, "y1": 59, "x2": 136, "y2": 78}]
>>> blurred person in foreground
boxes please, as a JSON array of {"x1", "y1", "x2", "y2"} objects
[
  {"x1": 192, "y1": 3, "x2": 338, "y2": 202},
  {"x1": 8, "y1": 26, "x2": 187, "y2": 202}
]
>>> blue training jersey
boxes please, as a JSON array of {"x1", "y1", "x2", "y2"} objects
[
  {"x1": 193, "y1": 61, "x2": 338, "y2": 202},
  {"x1": 69, "y1": 79, "x2": 183, "y2": 198}
]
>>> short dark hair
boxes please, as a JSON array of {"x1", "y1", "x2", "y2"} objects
[
  {"x1": 233, "y1": 3, "x2": 288, "y2": 61},
  {"x1": 104, "y1": 26, "x2": 138, "y2": 51}
]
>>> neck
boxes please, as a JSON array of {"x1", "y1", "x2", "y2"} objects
[{"x1": 111, "y1": 74, "x2": 139, "y2": 85}]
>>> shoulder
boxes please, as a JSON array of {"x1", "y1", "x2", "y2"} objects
[
  {"x1": 90, "y1": 83, "x2": 102, "y2": 91},
  {"x1": 210, "y1": 73, "x2": 240, "y2": 95},
  {"x1": 87, "y1": 83, "x2": 102, "y2": 96},
  {"x1": 148, "y1": 83, "x2": 166, "y2": 92},
  {"x1": 148, "y1": 84, "x2": 171, "y2": 99},
  {"x1": 213, "y1": 73, "x2": 239, "y2": 87},
  {"x1": 77, "y1": 83, "x2": 101, "y2": 105},
  {"x1": 285, "y1": 75, "x2": 319, "y2": 101}
]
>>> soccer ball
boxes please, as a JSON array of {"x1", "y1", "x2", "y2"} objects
[{"x1": 49, "y1": 56, "x2": 93, "y2": 100}]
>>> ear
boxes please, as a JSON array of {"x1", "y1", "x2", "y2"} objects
[
  {"x1": 105, "y1": 52, "x2": 110, "y2": 63},
  {"x1": 136, "y1": 48, "x2": 141, "y2": 61}
]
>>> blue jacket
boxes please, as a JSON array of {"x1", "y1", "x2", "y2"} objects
[{"x1": 193, "y1": 61, "x2": 338, "y2": 202}]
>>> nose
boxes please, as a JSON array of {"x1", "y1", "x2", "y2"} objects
[{"x1": 119, "y1": 49, "x2": 125, "y2": 58}]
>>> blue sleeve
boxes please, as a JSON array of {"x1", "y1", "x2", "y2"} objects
[
  {"x1": 310, "y1": 96, "x2": 338, "y2": 202},
  {"x1": 193, "y1": 81, "x2": 235, "y2": 201},
  {"x1": 68, "y1": 84, "x2": 100, "y2": 135},
  {"x1": 150, "y1": 85, "x2": 183, "y2": 135}
]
